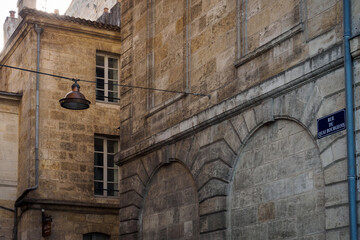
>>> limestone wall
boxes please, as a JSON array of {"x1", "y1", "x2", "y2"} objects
[
  {"x1": 0, "y1": 13, "x2": 122, "y2": 239},
  {"x1": 118, "y1": 0, "x2": 344, "y2": 151},
  {"x1": 117, "y1": 0, "x2": 359, "y2": 238},
  {"x1": 0, "y1": 93, "x2": 20, "y2": 240},
  {"x1": 118, "y1": 52, "x2": 356, "y2": 237},
  {"x1": 65, "y1": 0, "x2": 118, "y2": 20}
]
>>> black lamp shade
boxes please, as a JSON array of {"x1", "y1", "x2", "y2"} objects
[{"x1": 59, "y1": 83, "x2": 91, "y2": 110}]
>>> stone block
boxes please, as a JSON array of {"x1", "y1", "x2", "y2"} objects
[
  {"x1": 268, "y1": 219, "x2": 296, "y2": 239},
  {"x1": 331, "y1": 137, "x2": 347, "y2": 161},
  {"x1": 232, "y1": 223, "x2": 268, "y2": 240},
  {"x1": 196, "y1": 159, "x2": 231, "y2": 190},
  {"x1": 198, "y1": 179, "x2": 227, "y2": 202},
  {"x1": 200, "y1": 230, "x2": 226, "y2": 240},
  {"x1": 301, "y1": 85, "x2": 323, "y2": 128},
  {"x1": 212, "y1": 10, "x2": 236, "y2": 39},
  {"x1": 230, "y1": 114, "x2": 249, "y2": 143},
  {"x1": 297, "y1": 211, "x2": 325, "y2": 235},
  {"x1": 307, "y1": 4, "x2": 338, "y2": 40},
  {"x1": 231, "y1": 206, "x2": 257, "y2": 227},
  {"x1": 168, "y1": 223, "x2": 184, "y2": 239},
  {"x1": 179, "y1": 204, "x2": 198, "y2": 222},
  {"x1": 231, "y1": 186, "x2": 262, "y2": 209},
  {"x1": 200, "y1": 211, "x2": 226, "y2": 233},
  {"x1": 320, "y1": 147, "x2": 334, "y2": 168},
  {"x1": 309, "y1": 29, "x2": 338, "y2": 57},
  {"x1": 258, "y1": 202, "x2": 275, "y2": 222},
  {"x1": 120, "y1": 190, "x2": 143, "y2": 208},
  {"x1": 120, "y1": 220, "x2": 138, "y2": 235},
  {"x1": 120, "y1": 175, "x2": 145, "y2": 196},
  {"x1": 325, "y1": 205, "x2": 349, "y2": 229},
  {"x1": 233, "y1": 168, "x2": 254, "y2": 191},
  {"x1": 243, "y1": 109, "x2": 257, "y2": 134},
  {"x1": 200, "y1": 195, "x2": 227, "y2": 216},
  {"x1": 324, "y1": 159, "x2": 347, "y2": 185},
  {"x1": 325, "y1": 182, "x2": 348, "y2": 207}
]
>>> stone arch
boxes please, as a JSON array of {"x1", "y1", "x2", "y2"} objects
[
  {"x1": 229, "y1": 118, "x2": 325, "y2": 239},
  {"x1": 139, "y1": 160, "x2": 200, "y2": 240}
]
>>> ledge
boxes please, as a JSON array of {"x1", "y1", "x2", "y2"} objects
[
  {"x1": 116, "y1": 44, "x2": 344, "y2": 166},
  {"x1": 350, "y1": 34, "x2": 360, "y2": 59},
  {"x1": 20, "y1": 198, "x2": 120, "y2": 214},
  {"x1": 234, "y1": 23, "x2": 303, "y2": 68},
  {"x1": 145, "y1": 93, "x2": 186, "y2": 118}
]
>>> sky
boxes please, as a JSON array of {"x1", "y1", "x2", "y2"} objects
[{"x1": 0, "y1": 0, "x2": 72, "y2": 49}]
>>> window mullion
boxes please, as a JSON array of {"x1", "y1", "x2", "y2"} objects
[
  {"x1": 104, "y1": 139, "x2": 108, "y2": 196},
  {"x1": 105, "y1": 56, "x2": 109, "y2": 103}
]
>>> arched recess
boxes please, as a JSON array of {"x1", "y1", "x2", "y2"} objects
[
  {"x1": 140, "y1": 161, "x2": 200, "y2": 240},
  {"x1": 229, "y1": 119, "x2": 325, "y2": 239}
]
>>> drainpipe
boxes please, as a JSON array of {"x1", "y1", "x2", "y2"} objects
[
  {"x1": 343, "y1": 0, "x2": 358, "y2": 240},
  {"x1": 13, "y1": 24, "x2": 43, "y2": 240}
]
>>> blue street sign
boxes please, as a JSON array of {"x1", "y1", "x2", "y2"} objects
[{"x1": 317, "y1": 109, "x2": 346, "y2": 139}]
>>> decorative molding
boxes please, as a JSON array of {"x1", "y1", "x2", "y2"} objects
[
  {"x1": 350, "y1": 34, "x2": 360, "y2": 59},
  {"x1": 20, "y1": 198, "x2": 120, "y2": 214},
  {"x1": 234, "y1": 23, "x2": 303, "y2": 68},
  {"x1": 145, "y1": 93, "x2": 186, "y2": 118},
  {"x1": 146, "y1": 0, "x2": 155, "y2": 109},
  {"x1": 116, "y1": 44, "x2": 344, "y2": 165}
]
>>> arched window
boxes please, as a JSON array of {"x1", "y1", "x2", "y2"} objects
[{"x1": 83, "y1": 232, "x2": 109, "y2": 240}]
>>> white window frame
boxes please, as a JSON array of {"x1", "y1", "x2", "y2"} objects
[
  {"x1": 94, "y1": 136, "x2": 119, "y2": 197},
  {"x1": 96, "y1": 52, "x2": 119, "y2": 103}
]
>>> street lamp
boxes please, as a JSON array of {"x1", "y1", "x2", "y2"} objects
[{"x1": 59, "y1": 81, "x2": 91, "y2": 110}]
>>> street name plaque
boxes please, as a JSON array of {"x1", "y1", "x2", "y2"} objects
[{"x1": 317, "y1": 109, "x2": 346, "y2": 139}]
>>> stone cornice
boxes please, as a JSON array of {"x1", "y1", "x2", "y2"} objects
[
  {"x1": 116, "y1": 43, "x2": 344, "y2": 166},
  {"x1": 350, "y1": 34, "x2": 360, "y2": 59},
  {"x1": 0, "y1": 91, "x2": 22, "y2": 100},
  {"x1": 19, "y1": 198, "x2": 120, "y2": 214}
]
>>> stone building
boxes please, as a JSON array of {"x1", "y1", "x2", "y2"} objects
[
  {"x1": 0, "y1": 0, "x2": 360, "y2": 239},
  {"x1": 0, "y1": 1, "x2": 122, "y2": 239},
  {"x1": 114, "y1": 0, "x2": 360, "y2": 239}
]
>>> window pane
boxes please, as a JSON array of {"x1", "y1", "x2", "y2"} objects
[
  {"x1": 107, "y1": 169, "x2": 114, "y2": 181},
  {"x1": 94, "y1": 167, "x2": 103, "y2": 180},
  {"x1": 114, "y1": 169, "x2": 118, "y2": 182},
  {"x1": 108, "y1": 155, "x2": 114, "y2": 167},
  {"x1": 108, "y1": 58, "x2": 118, "y2": 69},
  {"x1": 94, "y1": 182, "x2": 103, "y2": 195},
  {"x1": 107, "y1": 140, "x2": 118, "y2": 153},
  {"x1": 108, "y1": 69, "x2": 118, "y2": 80},
  {"x1": 94, "y1": 138, "x2": 103, "y2": 151},
  {"x1": 83, "y1": 234, "x2": 91, "y2": 240},
  {"x1": 83, "y1": 233, "x2": 109, "y2": 240},
  {"x1": 94, "y1": 153, "x2": 103, "y2": 166},
  {"x1": 96, "y1": 55, "x2": 104, "y2": 66},
  {"x1": 96, "y1": 79, "x2": 104, "y2": 89},
  {"x1": 107, "y1": 183, "x2": 117, "y2": 196},
  {"x1": 108, "y1": 92, "x2": 118, "y2": 103},
  {"x1": 108, "y1": 80, "x2": 117, "y2": 91},
  {"x1": 96, "y1": 90, "x2": 105, "y2": 101},
  {"x1": 96, "y1": 67, "x2": 104, "y2": 78}
]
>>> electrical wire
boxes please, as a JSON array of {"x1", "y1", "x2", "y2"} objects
[
  {"x1": 0, "y1": 205, "x2": 14, "y2": 212},
  {"x1": 0, "y1": 64, "x2": 210, "y2": 97}
]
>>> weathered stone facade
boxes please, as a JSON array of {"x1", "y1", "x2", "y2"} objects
[
  {"x1": 0, "y1": 92, "x2": 21, "y2": 240},
  {"x1": 116, "y1": 0, "x2": 360, "y2": 239},
  {"x1": 65, "y1": 0, "x2": 118, "y2": 21},
  {"x1": 1, "y1": 0, "x2": 360, "y2": 239},
  {"x1": 0, "y1": 9, "x2": 121, "y2": 239}
]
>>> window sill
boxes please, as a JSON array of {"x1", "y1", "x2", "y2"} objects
[{"x1": 95, "y1": 101, "x2": 120, "y2": 108}]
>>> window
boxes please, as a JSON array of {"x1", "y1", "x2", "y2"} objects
[
  {"x1": 96, "y1": 53, "x2": 119, "y2": 103},
  {"x1": 83, "y1": 232, "x2": 109, "y2": 240},
  {"x1": 94, "y1": 136, "x2": 119, "y2": 197}
]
